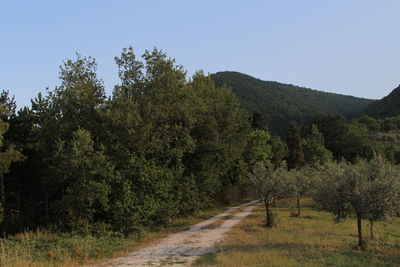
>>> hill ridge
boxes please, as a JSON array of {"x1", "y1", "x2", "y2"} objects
[
  {"x1": 364, "y1": 85, "x2": 400, "y2": 118},
  {"x1": 211, "y1": 71, "x2": 375, "y2": 135}
]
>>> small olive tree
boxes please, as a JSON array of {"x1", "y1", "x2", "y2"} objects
[
  {"x1": 248, "y1": 162, "x2": 291, "y2": 227},
  {"x1": 314, "y1": 161, "x2": 369, "y2": 249},
  {"x1": 361, "y1": 156, "x2": 400, "y2": 240},
  {"x1": 289, "y1": 166, "x2": 318, "y2": 216}
]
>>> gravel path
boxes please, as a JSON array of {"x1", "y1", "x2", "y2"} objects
[{"x1": 99, "y1": 200, "x2": 259, "y2": 267}]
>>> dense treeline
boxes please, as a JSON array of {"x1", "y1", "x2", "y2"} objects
[
  {"x1": 0, "y1": 47, "x2": 267, "y2": 235},
  {"x1": 313, "y1": 113, "x2": 400, "y2": 163}
]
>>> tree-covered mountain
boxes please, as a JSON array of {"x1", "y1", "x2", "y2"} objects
[
  {"x1": 212, "y1": 71, "x2": 375, "y2": 135},
  {"x1": 364, "y1": 85, "x2": 400, "y2": 118}
]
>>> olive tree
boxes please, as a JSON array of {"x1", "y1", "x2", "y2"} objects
[
  {"x1": 314, "y1": 157, "x2": 400, "y2": 250},
  {"x1": 361, "y1": 156, "x2": 400, "y2": 240},
  {"x1": 314, "y1": 161, "x2": 368, "y2": 249},
  {"x1": 289, "y1": 166, "x2": 317, "y2": 216},
  {"x1": 248, "y1": 162, "x2": 291, "y2": 227}
]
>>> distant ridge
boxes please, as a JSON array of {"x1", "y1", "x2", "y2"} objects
[
  {"x1": 211, "y1": 71, "x2": 374, "y2": 135},
  {"x1": 364, "y1": 85, "x2": 400, "y2": 118}
]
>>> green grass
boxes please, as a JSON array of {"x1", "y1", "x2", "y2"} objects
[
  {"x1": 0, "y1": 202, "x2": 240, "y2": 267},
  {"x1": 194, "y1": 198, "x2": 400, "y2": 267}
]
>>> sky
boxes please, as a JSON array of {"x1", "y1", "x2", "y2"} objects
[{"x1": 1, "y1": 0, "x2": 400, "y2": 107}]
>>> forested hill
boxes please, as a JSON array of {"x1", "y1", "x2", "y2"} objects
[
  {"x1": 364, "y1": 85, "x2": 400, "y2": 118},
  {"x1": 212, "y1": 71, "x2": 374, "y2": 135}
]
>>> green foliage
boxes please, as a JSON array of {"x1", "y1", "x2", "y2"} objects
[
  {"x1": 0, "y1": 103, "x2": 23, "y2": 226},
  {"x1": 243, "y1": 130, "x2": 272, "y2": 167},
  {"x1": 364, "y1": 85, "x2": 400, "y2": 118},
  {"x1": 360, "y1": 156, "x2": 400, "y2": 222},
  {"x1": 212, "y1": 71, "x2": 374, "y2": 136},
  {"x1": 249, "y1": 111, "x2": 266, "y2": 130},
  {"x1": 288, "y1": 166, "x2": 319, "y2": 216},
  {"x1": 53, "y1": 129, "x2": 118, "y2": 233},
  {"x1": 269, "y1": 135, "x2": 288, "y2": 167},
  {"x1": 354, "y1": 115, "x2": 382, "y2": 132},
  {"x1": 248, "y1": 162, "x2": 293, "y2": 203},
  {"x1": 313, "y1": 113, "x2": 400, "y2": 163},
  {"x1": 313, "y1": 157, "x2": 400, "y2": 249},
  {"x1": 247, "y1": 162, "x2": 292, "y2": 226},
  {"x1": 303, "y1": 124, "x2": 332, "y2": 166},
  {"x1": 382, "y1": 115, "x2": 400, "y2": 131},
  {"x1": 1, "y1": 47, "x2": 252, "y2": 235},
  {"x1": 48, "y1": 54, "x2": 106, "y2": 140},
  {"x1": 314, "y1": 161, "x2": 367, "y2": 220},
  {"x1": 286, "y1": 121, "x2": 305, "y2": 169},
  {"x1": 312, "y1": 113, "x2": 348, "y2": 159},
  {"x1": 184, "y1": 72, "x2": 250, "y2": 203},
  {"x1": 341, "y1": 121, "x2": 375, "y2": 162}
]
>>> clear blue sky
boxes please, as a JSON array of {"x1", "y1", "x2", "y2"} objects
[{"x1": 1, "y1": 0, "x2": 399, "y2": 107}]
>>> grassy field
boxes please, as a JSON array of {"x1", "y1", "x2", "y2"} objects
[
  {"x1": 0, "y1": 204, "x2": 232, "y2": 267},
  {"x1": 194, "y1": 198, "x2": 400, "y2": 267}
]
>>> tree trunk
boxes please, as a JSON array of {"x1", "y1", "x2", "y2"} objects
[
  {"x1": 370, "y1": 220, "x2": 374, "y2": 240},
  {"x1": 357, "y1": 214, "x2": 364, "y2": 250},
  {"x1": 296, "y1": 196, "x2": 301, "y2": 217},
  {"x1": 264, "y1": 199, "x2": 272, "y2": 227}
]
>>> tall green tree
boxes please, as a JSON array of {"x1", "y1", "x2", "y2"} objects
[
  {"x1": 270, "y1": 135, "x2": 288, "y2": 167},
  {"x1": 0, "y1": 106, "x2": 23, "y2": 226},
  {"x1": 249, "y1": 111, "x2": 266, "y2": 130},
  {"x1": 186, "y1": 71, "x2": 249, "y2": 206},
  {"x1": 303, "y1": 124, "x2": 332, "y2": 166},
  {"x1": 243, "y1": 129, "x2": 272, "y2": 167},
  {"x1": 53, "y1": 129, "x2": 118, "y2": 232},
  {"x1": 286, "y1": 121, "x2": 305, "y2": 169},
  {"x1": 47, "y1": 54, "x2": 107, "y2": 142},
  {"x1": 313, "y1": 113, "x2": 347, "y2": 159}
]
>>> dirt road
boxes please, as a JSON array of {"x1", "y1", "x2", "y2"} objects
[{"x1": 100, "y1": 200, "x2": 259, "y2": 266}]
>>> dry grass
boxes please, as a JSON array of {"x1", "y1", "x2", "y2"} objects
[
  {"x1": 194, "y1": 198, "x2": 400, "y2": 267},
  {"x1": 0, "y1": 203, "x2": 240, "y2": 267}
]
